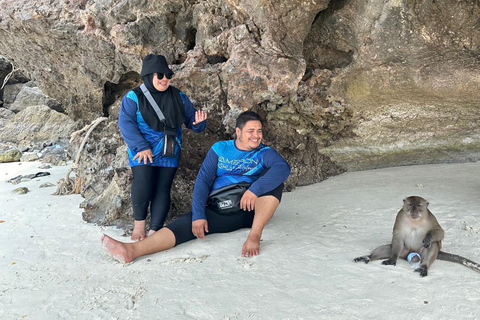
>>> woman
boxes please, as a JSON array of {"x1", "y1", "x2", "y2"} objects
[{"x1": 119, "y1": 54, "x2": 207, "y2": 241}]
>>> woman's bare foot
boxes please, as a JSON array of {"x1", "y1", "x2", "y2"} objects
[
  {"x1": 148, "y1": 229, "x2": 157, "y2": 236},
  {"x1": 101, "y1": 234, "x2": 134, "y2": 264},
  {"x1": 131, "y1": 220, "x2": 146, "y2": 241}
]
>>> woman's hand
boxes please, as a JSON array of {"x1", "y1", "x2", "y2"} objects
[
  {"x1": 193, "y1": 110, "x2": 208, "y2": 126},
  {"x1": 133, "y1": 149, "x2": 153, "y2": 164}
]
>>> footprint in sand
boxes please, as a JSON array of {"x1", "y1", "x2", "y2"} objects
[
  {"x1": 237, "y1": 258, "x2": 254, "y2": 269},
  {"x1": 163, "y1": 254, "x2": 211, "y2": 265}
]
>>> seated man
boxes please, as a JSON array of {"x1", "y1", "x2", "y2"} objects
[{"x1": 102, "y1": 111, "x2": 291, "y2": 263}]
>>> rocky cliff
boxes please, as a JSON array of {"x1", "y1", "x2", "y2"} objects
[{"x1": 1, "y1": 0, "x2": 479, "y2": 229}]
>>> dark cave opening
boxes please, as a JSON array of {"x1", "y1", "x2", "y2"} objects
[
  {"x1": 206, "y1": 55, "x2": 228, "y2": 64},
  {"x1": 102, "y1": 71, "x2": 142, "y2": 117},
  {"x1": 302, "y1": 0, "x2": 354, "y2": 75},
  {"x1": 185, "y1": 27, "x2": 197, "y2": 51},
  {"x1": 173, "y1": 27, "x2": 198, "y2": 65}
]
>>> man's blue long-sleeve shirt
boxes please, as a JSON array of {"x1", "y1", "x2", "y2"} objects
[{"x1": 192, "y1": 140, "x2": 291, "y2": 221}]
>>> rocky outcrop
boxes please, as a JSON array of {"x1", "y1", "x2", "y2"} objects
[
  {"x1": 305, "y1": 0, "x2": 480, "y2": 169},
  {"x1": 1, "y1": 0, "x2": 479, "y2": 228},
  {"x1": 0, "y1": 67, "x2": 74, "y2": 164},
  {"x1": 0, "y1": 105, "x2": 77, "y2": 149},
  {"x1": 9, "y1": 84, "x2": 64, "y2": 114},
  {"x1": 0, "y1": 147, "x2": 22, "y2": 163}
]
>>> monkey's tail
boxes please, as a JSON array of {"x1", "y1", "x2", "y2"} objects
[{"x1": 437, "y1": 251, "x2": 480, "y2": 274}]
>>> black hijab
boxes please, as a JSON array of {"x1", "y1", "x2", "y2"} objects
[{"x1": 134, "y1": 54, "x2": 185, "y2": 132}]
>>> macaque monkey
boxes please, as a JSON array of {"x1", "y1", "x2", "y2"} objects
[{"x1": 354, "y1": 196, "x2": 480, "y2": 277}]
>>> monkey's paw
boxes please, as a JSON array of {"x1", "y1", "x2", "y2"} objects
[
  {"x1": 422, "y1": 235, "x2": 432, "y2": 248},
  {"x1": 353, "y1": 256, "x2": 371, "y2": 264},
  {"x1": 414, "y1": 266, "x2": 428, "y2": 277},
  {"x1": 381, "y1": 258, "x2": 397, "y2": 266}
]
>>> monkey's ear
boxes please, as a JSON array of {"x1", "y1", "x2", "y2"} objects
[{"x1": 403, "y1": 198, "x2": 406, "y2": 203}]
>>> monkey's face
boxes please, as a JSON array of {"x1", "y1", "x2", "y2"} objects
[{"x1": 403, "y1": 196, "x2": 428, "y2": 220}]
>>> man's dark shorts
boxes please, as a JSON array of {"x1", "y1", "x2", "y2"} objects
[{"x1": 166, "y1": 183, "x2": 284, "y2": 246}]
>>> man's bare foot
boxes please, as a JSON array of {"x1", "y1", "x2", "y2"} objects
[
  {"x1": 148, "y1": 229, "x2": 157, "y2": 236},
  {"x1": 242, "y1": 234, "x2": 261, "y2": 257},
  {"x1": 131, "y1": 220, "x2": 146, "y2": 241},
  {"x1": 101, "y1": 234, "x2": 133, "y2": 264}
]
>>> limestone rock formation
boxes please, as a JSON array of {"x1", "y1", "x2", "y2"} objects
[
  {"x1": 9, "y1": 84, "x2": 64, "y2": 114},
  {"x1": 0, "y1": 105, "x2": 78, "y2": 150},
  {"x1": 0, "y1": 0, "x2": 479, "y2": 228},
  {"x1": 305, "y1": 0, "x2": 480, "y2": 169},
  {"x1": 0, "y1": 148, "x2": 22, "y2": 163}
]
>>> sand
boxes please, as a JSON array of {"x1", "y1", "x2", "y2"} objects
[{"x1": 1, "y1": 160, "x2": 480, "y2": 320}]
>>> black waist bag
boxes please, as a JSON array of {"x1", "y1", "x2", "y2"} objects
[{"x1": 207, "y1": 183, "x2": 251, "y2": 214}]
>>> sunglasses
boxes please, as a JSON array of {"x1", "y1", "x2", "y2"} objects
[{"x1": 155, "y1": 72, "x2": 174, "y2": 80}]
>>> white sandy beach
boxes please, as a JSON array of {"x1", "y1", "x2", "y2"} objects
[{"x1": 1, "y1": 160, "x2": 480, "y2": 320}]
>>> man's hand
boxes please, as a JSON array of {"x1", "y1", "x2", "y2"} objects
[
  {"x1": 133, "y1": 149, "x2": 153, "y2": 164},
  {"x1": 192, "y1": 219, "x2": 209, "y2": 239},
  {"x1": 240, "y1": 190, "x2": 257, "y2": 211},
  {"x1": 193, "y1": 110, "x2": 208, "y2": 126}
]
